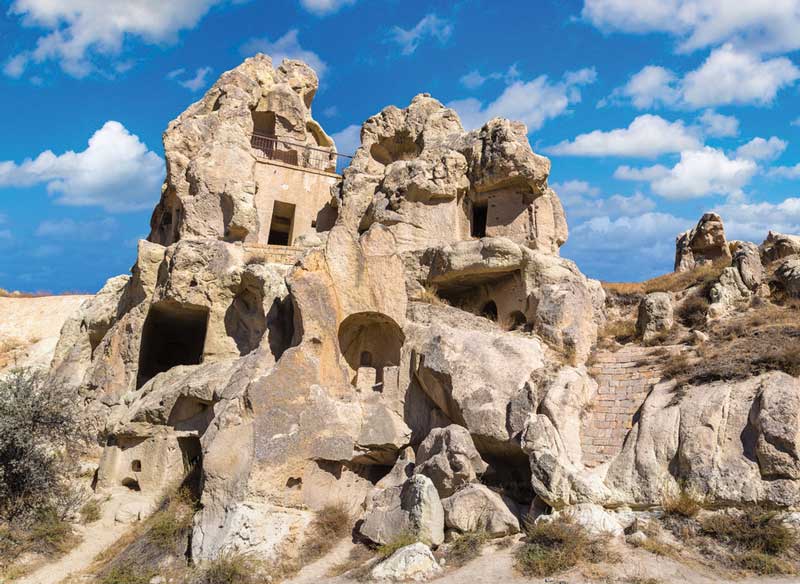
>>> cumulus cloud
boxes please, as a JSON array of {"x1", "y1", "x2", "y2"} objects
[
  {"x1": 331, "y1": 124, "x2": 361, "y2": 157},
  {"x1": 681, "y1": 44, "x2": 800, "y2": 107},
  {"x1": 582, "y1": 0, "x2": 800, "y2": 54},
  {"x1": 698, "y1": 109, "x2": 739, "y2": 138},
  {"x1": 0, "y1": 121, "x2": 164, "y2": 212},
  {"x1": 735, "y1": 136, "x2": 787, "y2": 161},
  {"x1": 547, "y1": 114, "x2": 701, "y2": 158},
  {"x1": 769, "y1": 163, "x2": 800, "y2": 179},
  {"x1": 5, "y1": 0, "x2": 227, "y2": 78},
  {"x1": 36, "y1": 218, "x2": 118, "y2": 241},
  {"x1": 389, "y1": 14, "x2": 453, "y2": 55},
  {"x1": 459, "y1": 64, "x2": 520, "y2": 89},
  {"x1": 448, "y1": 68, "x2": 597, "y2": 132},
  {"x1": 617, "y1": 146, "x2": 758, "y2": 199},
  {"x1": 563, "y1": 211, "x2": 689, "y2": 280},
  {"x1": 713, "y1": 198, "x2": 800, "y2": 242},
  {"x1": 168, "y1": 66, "x2": 213, "y2": 91},
  {"x1": 604, "y1": 45, "x2": 800, "y2": 110},
  {"x1": 241, "y1": 29, "x2": 327, "y2": 77},
  {"x1": 299, "y1": 0, "x2": 355, "y2": 15}
]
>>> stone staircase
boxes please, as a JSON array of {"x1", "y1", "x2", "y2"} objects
[
  {"x1": 245, "y1": 243, "x2": 307, "y2": 265},
  {"x1": 581, "y1": 345, "x2": 680, "y2": 468}
]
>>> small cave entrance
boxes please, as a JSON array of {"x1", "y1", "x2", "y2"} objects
[
  {"x1": 369, "y1": 131, "x2": 421, "y2": 165},
  {"x1": 252, "y1": 110, "x2": 276, "y2": 136},
  {"x1": 481, "y1": 301, "x2": 498, "y2": 321},
  {"x1": 225, "y1": 286, "x2": 267, "y2": 356},
  {"x1": 121, "y1": 477, "x2": 141, "y2": 492},
  {"x1": 137, "y1": 303, "x2": 209, "y2": 389},
  {"x1": 168, "y1": 396, "x2": 215, "y2": 435},
  {"x1": 267, "y1": 200, "x2": 296, "y2": 246},
  {"x1": 178, "y1": 436, "x2": 203, "y2": 499},
  {"x1": 471, "y1": 202, "x2": 488, "y2": 238},
  {"x1": 338, "y1": 312, "x2": 404, "y2": 388},
  {"x1": 508, "y1": 311, "x2": 527, "y2": 331}
]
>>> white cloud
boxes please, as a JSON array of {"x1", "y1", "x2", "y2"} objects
[
  {"x1": 6, "y1": 0, "x2": 226, "y2": 78},
  {"x1": 604, "y1": 45, "x2": 800, "y2": 110},
  {"x1": 563, "y1": 211, "x2": 688, "y2": 279},
  {"x1": 582, "y1": 0, "x2": 800, "y2": 54},
  {"x1": 552, "y1": 179, "x2": 657, "y2": 221},
  {"x1": 735, "y1": 136, "x2": 787, "y2": 161},
  {"x1": 172, "y1": 66, "x2": 213, "y2": 91},
  {"x1": 389, "y1": 14, "x2": 453, "y2": 55},
  {"x1": 603, "y1": 65, "x2": 679, "y2": 109},
  {"x1": 331, "y1": 124, "x2": 361, "y2": 156},
  {"x1": 241, "y1": 29, "x2": 327, "y2": 78},
  {"x1": 299, "y1": 0, "x2": 355, "y2": 15},
  {"x1": 793, "y1": 117, "x2": 800, "y2": 126},
  {"x1": 698, "y1": 109, "x2": 739, "y2": 137},
  {"x1": 551, "y1": 180, "x2": 600, "y2": 199},
  {"x1": 618, "y1": 146, "x2": 758, "y2": 199},
  {"x1": 547, "y1": 114, "x2": 701, "y2": 158},
  {"x1": 448, "y1": 68, "x2": 596, "y2": 132},
  {"x1": 769, "y1": 163, "x2": 800, "y2": 179},
  {"x1": 36, "y1": 218, "x2": 118, "y2": 240},
  {"x1": 713, "y1": 198, "x2": 800, "y2": 242},
  {"x1": 460, "y1": 65, "x2": 520, "y2": 89},
  {"x1": 681, "y1": 44, "x2": 800, "y2": 107},
  {"x1": 0, "y1": 121, "x2": 163, "y2": 212}
]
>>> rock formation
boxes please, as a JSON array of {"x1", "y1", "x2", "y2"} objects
[{"x1": 30, "y1": 55, "x2": 800, "y2": 581}]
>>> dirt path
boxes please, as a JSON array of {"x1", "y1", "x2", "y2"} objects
[{"x1": 17, "y1": 492, "x2": 151, "y2": 584}]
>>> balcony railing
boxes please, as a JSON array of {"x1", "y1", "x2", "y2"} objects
[{"x1": 250, "y1": 133, "x2": 353, "y2": 174}]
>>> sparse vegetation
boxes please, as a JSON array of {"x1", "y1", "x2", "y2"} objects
[
  {"x1": 99, "y1": 562, "x2": 158, "y2": 584},
  {"x1": 700, "y1": 507, "x2": 798, "y2": 574},
  {"x1": 603, "y1": 262, "x2": 727, "y2": 297},
  {"x1": 327, "y1": 543, "x2": 376, "y2": 578},
  {"x1": 146, "y1": 489, "x2": 197, "y2": 551},
  {"x1": 190, "y1": 553, "x2": 266, "y2": 584},
  {"x1": 676, "y1": 295, "x2": 709, "y2": 328},
  {"x1": 297, "y1": 504, "x2": 351, "y2": 564},
  {"x1": 81, "y1": 498, "x2": 103, "y2": 524},
  {"x1": 662, "y1": 488, "x2": 704, "y2": 519},
  {"x1": 415, "y1": 286, "x2": 448, "y2": 306},
  {"x1": 514, "y1": 518, "x2": 619, "y2": 577},
  {"x1": 377, "y1": 532, "x2": 419, "y2": 559},
  {"x1": 598, "y1": 318, "x2": 637, "y2": 347},
  {"x1": 444, "y1": 530, "x2": 489, "y2": 567}
]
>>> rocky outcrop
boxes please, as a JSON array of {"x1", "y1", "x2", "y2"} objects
[
  {"x1": 761, "y1": 231, "x2": 800, "y2": 263},
  {"x1": 674, "y1": 212, "x2": 731, "y2": 272},
  {"x1": 775, "y1": 257, "x2": 800, "y2": 297},
  {"x1": 441, "y1": 484, "x2": 520, "y2": 536},
  {"x1": 370, "y1": 543, "x2": 442, "y2": 582},
  {"x1": 636, "y1": 292, "x2": 673, "y2": 342},
  {"x1": 414, "y1": 425, "x2": 487, "y2": 497},
  {"x1": 337, "y1": 94, "x2": 567, "y2": 255}
]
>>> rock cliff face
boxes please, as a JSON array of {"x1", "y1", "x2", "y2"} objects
[{"x1": 41, "y1": 55, "x2": 800, "y2": 576}]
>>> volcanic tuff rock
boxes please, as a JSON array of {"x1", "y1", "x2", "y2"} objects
[{"x1": 32, "y1": 54, "x2": 800, "y2": 582}]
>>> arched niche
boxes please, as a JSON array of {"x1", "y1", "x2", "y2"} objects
[
  {"x1": 481, "y1": 301, "x2": 498, "y2": 321},
  {"x1": 337, "y1": 312, "x2": 404, "y2": 385}
]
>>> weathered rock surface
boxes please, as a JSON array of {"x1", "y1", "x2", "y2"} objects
[
  {"x1": 537, "y1": 503, "x2": 623, "y2": 537},
  {"x1": 761, "y1": 231, "x2": 800, "y2": 263},
  {"x1": 361, "y1": 474, "x2": 445, "y2": 546},
  {"x1": 441, "y1": 484, "x2": 520, "y2": 536},
  {"x1": 775, "y1": 257, "x2": 800, "y2": 297},
  {"x1": 674, "y1": 212, "x2": 731, "y2": 272},
  {"x1": 636, "y1": 292, "x2": 673, "y2": 341},
  {"x1": 415, "y1": 425, "x2": 487, "y2": 497},
  {"x1": 370, "y1": 542, "x2": 442, "y2": 582}
]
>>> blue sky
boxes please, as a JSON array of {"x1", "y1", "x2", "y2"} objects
[{"x1": 1, "y1": 0, "x2": 799, "y2": 293}]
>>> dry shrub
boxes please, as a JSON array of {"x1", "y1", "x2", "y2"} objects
[
  {"x1": 81, "y1": 498, "x2": 103, "y2": 524},
  {"x1": 676, "y1": 295, "x2": 709, "y2": 328},
  {"x1": 444, "y1": 530, "x2": 489, "y2": 568},
  {"x1": 299, "y1": 504, "x2": 351, "y2": 564},
  {"x1": 415, "y1": 286, "x2": 448, "y2": 306},
  {"x1": 700, "y1": 508, "x2": 798, "y2": 575},
  {"x1": 662, "y1": 488, "x2": 704, "y2": 519},
  {"x1": 191, "y1": 553, "x2": 266, "y2": 584},
  {"x1": 146, "y1": 489, "x2": 197, "y2": 551},
  {"x1": 99, "y1": 562, "x2": 158, "y2": 584},
  {"x1": 514, "y1": 518, "x2": 619, "y2": 577},
  {"x1": 598, "y1": 319, "x2": 637, "y2": 347},
  {"x1": 377, "y1": 532, "x2": 419, "y2": 559}
]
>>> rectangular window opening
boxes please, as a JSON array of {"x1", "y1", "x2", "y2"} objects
[
  {"x1": 268, "y1": 201, "x2": 296, "y2": 246},
  {"x1": 471, "y1": 202, "x2": 488, "y2": 238}
]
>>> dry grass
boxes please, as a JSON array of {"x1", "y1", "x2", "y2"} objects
[
  {"x1": 80, "y1": 498, "x2": 103, "y2": 524},
  {"x1": 297, "y1": 504, "x2": 351, "y2": 564},
  {"x1": 675, "y1": 295, "x2": 709, "y2": 328},
  {"x1": 415, "y1": 286, "x2": 448, "y2": 306},
  {"x1": 377, "y1": 532, "x2": 420, "y2": 559},
  {"x1": 146, "y1": 489, "x2": 197, "y2": 551},
  {"x1": 189, "y1": 553, "x2": 267, "y2": 584},
  {"x1": 443, "y1": 530, "x2": 489, "y2": 568},
  {"x1": 0, "y1": 510, "x2": 79, "y2": 580},
  {"x1": 598, "y1": 318, "x2": 637, "y2": 348},
  {"x1": 327, "y1": 544, "x2": 376, "y2": 578},
  {"x1": 603, "y1": 262, "x2": 728, "y2": 297},
  {"x1": 662, "y1": 488, "x2": 704, "y2": 519},
  {"x1": 514, "y1": 518, "x2": 619, "y2": 577}
]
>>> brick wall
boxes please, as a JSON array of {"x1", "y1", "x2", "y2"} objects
[{"x1": 581, "y1": 346, "x2": 679, "y2": 468}]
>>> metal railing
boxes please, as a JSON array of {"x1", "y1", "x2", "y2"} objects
[{"x1": 250, "y1": 133, "x2": 353, "y2": 174}]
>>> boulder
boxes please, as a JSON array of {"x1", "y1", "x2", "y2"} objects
[
  {"x1": 708, "y1": 266, "x2": 751, "y2": 317},
  {"x1": 370, "y1": 542, "x2": 442, "y2": 582},
  {"x1": 732, "y1": 241, "x2": 763, "y2": 291},
  {"x1": 415, "y1": 425, "x2": 487, "y2": 497},
  {"x1": 441, "y1": 484, "x2": 520, "y2": 536},
  {"x1": 674, "y1": 213, "x2": 731, "y2": 272},
  {"x1": 361, "y1": 475, "x2": 445, "y2": 546},
  {"x1": 775, "y1": 257, "x2": 800, "y2": 297},
  {"x1": 761, "y1": 231, "x2": 800, "y2": 263},
  {"x1": 537, "y1": 503, "x2": 623, "y2": 537},
  {"x1": 635, "y1": 292, "x2": 673, "y2": 342}
]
